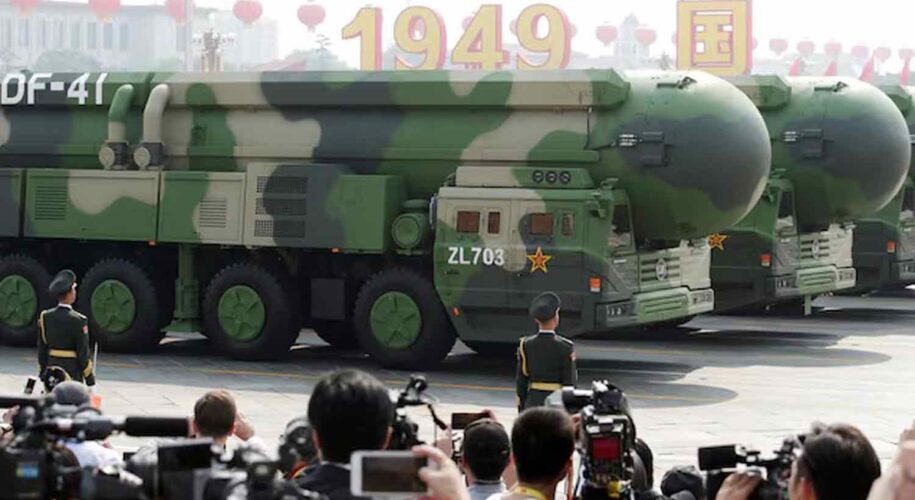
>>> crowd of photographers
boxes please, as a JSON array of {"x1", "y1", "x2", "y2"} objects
[{"x1": 0, "y1": 369, "x2": 912, "y2": 500}]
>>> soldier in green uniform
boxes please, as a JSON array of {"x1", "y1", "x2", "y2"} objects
[
  {"x1": 37, "y1": 270, "x2": 96, "y2": 389},
  {"x1": 516, "y1": 292, "x2": 577, "y2": 412}
]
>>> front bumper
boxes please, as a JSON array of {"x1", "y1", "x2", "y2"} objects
[
  {"x1": 596, "y1": 287, "x2": 714, "y2": 328},
  {"x1": 890, "y1": 260, "x2": 915, "y2": 284},
  {"x1": 769, "y1": 266, "x2": 856, "y2": 298}
]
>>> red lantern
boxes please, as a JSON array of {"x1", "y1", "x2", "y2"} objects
[
  {"x1": 900, "y1": 48, "x2": 915, "y2": 61},
  {"x1": 596, "y1": 25, "x2": 618, "y2": 46},
  {"x1": 11, "y1": 0, "x2": 41, "y2": 15},
  {"x1": 874, "y1": 46, "x2": 892, "y2": 62},
  {"x1": 851, "y1": 45, "x2": 870, "y2": 60},
  {"x1": 233, "y1": 0, "x2": 262, "y2": 26},
  {"x1": 297, "y1": 2, "x2": 325, "y2": 32},
  {"x1": 89, "y1": 0, "x2": 121, "y2": 21},
  {"x1": 769, "y1": 38, "x2": 788, "y2": 55},
  {"x1": 797, "y1": 40, "x2": 815, "y2": 58},
  {"x1": 165, "y1": 0, "x2": 186, "y2": 23},
  {"x1": 634, "y1": 27, "x2": 657, "y2": 47},
  {"x1": 824, "y1": 41, "x2": 842, "y2": 58}
]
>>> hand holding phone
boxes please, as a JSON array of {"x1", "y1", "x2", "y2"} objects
[{"x1": 351, "y1": 451, "x2": 430, "y2": 498}]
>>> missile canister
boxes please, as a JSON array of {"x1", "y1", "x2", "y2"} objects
[{"x1": 0, "y1": 70, "x2": 771, "y2": 242}]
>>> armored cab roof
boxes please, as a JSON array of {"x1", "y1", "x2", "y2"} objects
[
  {"x1": 150, "y1": 70, "x2": 631, "y2": 109},
  {"x1": 880, "y1": 84, "x2": 913, "y2": 114},
  {"x1": 728, "y1": 75, "x2": 792, "y2": 110}
]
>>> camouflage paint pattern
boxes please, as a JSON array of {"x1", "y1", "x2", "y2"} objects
[
  {"x1": 0, "y1": 70, "x2": 773, "y2": 351},
  {"x1": 852, "y1": 85, "x2": 915, "y2": 290},
  {"x1": 713, "y1": 76, "x2": 910, "y2": 311}
]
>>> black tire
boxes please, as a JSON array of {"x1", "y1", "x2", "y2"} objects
[
  {"x1": 354, "y1": 268, "x2": 455, "y2": 369},
  {"x1": 312, "y1": 319, "x2": 360, "y2": 349},
  {"x1": 79, "y1": 259, "x2": 161, "y2": 352},
  {"x1": 463, "y1": 340, "x2": 517, "y2": 357},
  {"x1": 0, "y1": 254, "x2": 52, "y2": 346},
  {"x1": 203, "y1": 262, "x2": 297, "y2": 361}
]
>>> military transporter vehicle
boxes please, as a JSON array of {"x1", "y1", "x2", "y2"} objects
[
  {"x1": 0, "y1": 70, "x2": 771, "y2": 368},
  {"x1": 851, "y1": 85, "x2": 915, "y2": 292},
  {"x1": 712, "y1": 76, "x2": 911, "y2": 312}
]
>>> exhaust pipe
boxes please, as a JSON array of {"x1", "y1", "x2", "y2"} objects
[
  {"x1": 133, "y1": 83, "x2": 170, "y2": 171},
  {"x1": 98, "y1": 84, "x2": 135, "y2": 170}
]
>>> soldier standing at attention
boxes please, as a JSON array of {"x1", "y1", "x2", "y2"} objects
[
  {"x1": 38, "y1": 270, "x2": 96, "y2": 389},
  {"x1": 516, "y1": 292, "x2": 577, "y2": 412}
]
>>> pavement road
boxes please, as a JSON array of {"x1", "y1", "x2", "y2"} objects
[{"x1": 0, "y1": 293, "x2": 912, "y2": 479}]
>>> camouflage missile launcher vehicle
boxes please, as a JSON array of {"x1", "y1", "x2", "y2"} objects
[
  {"x1": 0, "y1": 70, "x2": 770, "y2": 368},
  {"x1": 850, "y1": 85, "x2": 915, "y2": 292},
  {"x1": 712, "y1": 76, "x2": 911, "y2": 312}
]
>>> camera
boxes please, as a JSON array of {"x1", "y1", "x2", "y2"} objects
[
  {"x1": 699, "y1": 436, "x2": 803, "y2": 500},
  {"x1": 0, "y1": 393, "x2": 190, "y2": 500},
  {"x1": 388, "y1": 375, "x2": 446, "y2": 450},
  {"x1": 126, "y1": 437, "x2": 323, "y2": 500},
  {"x1": 554, "y1": 381, "x2": 639, "y2": 500}
]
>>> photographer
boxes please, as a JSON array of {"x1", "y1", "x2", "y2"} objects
[
  {"x1": 461, "y1": 418, "x2": 512, "y2": 500},
  {"x1": 295, "y1": 369, "x2": 395, "y2": 500},
  {"x1": 716, "y1": 423, "x2": 880, "y2": 500},
  {"x1": 495, "y1": 407, "x2": 575, "y2": 500},
  {"x1": 193, "y1": 390, "x2": 267, "y2": 454}
]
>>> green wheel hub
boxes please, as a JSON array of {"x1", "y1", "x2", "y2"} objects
[
  {"x1": 0, "y1": 275, "x2": 37, "y2": 328},
  {"x1": 370, "y1": 292, "x2": 421, "y2": 350},
  {"x1": 90, "y1": 280, "x2": 137, "y2": 335},
  {"x1": 218, "y1": 285, "x2": 266, "y2": 342}
]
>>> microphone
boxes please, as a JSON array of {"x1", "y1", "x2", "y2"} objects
[{"x1": 122, "y1": 416, "x2": 190, "y2": 438}]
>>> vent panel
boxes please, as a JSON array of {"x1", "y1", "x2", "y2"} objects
[
  {"x1": 34, "y1": 183, "x2": 68, "y2": 221},
  {"x1": 257, "y1": 176, "x2": 309, "y2": 194},
  {"x1": 198, "y1": 198, "x2": 228, "y2": 229}
]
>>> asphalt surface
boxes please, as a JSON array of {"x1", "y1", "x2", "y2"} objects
[{"x1": 0, "y1": 292, "x2": 912, "y2": 479}]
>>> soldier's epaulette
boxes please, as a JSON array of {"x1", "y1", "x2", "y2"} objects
[
  {"x1": 556, "y1": 335, "x2": 574, "y2": 347},
  {"x1": 71, "y1": 310, "x2": 87, "y2": 320}
]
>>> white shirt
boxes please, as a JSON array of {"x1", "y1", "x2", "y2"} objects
[{"x1": 64, "y1": 440, "x2": 122, "y2": 469}]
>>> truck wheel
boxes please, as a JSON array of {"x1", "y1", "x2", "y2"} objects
[
  {"x1": 203, "y1": 262, "x2": 297, "y2": 361},
  {"x1": 80, "y1": 259, "x2": 161, "y2": 352},
  {"x1": 312, "y1": 319, "x2": 359, "y2": 349},
  {"x1": 354, "y1": 268, "x2": 455, "y2": 369},
  {"x1": 0, "y1": 255, "x2": 52, "y2": 346}
]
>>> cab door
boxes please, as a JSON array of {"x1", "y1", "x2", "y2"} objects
[
  {"x1": 509, "y1": 200, "x2": 585, "y2": 314},
  {"x1": 434, "y1": 196, "x2": 512, "y2": 310}
]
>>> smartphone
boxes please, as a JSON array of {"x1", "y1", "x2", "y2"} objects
[
  {"x1": 23, "y1": 377, "x2": 38, "y2": 395},
  {"x1": 451, "y1": 411, "x2": 488, "y2": 430},
  {"x1": 350, "y1": 450, "x2": 429, "y2": 497}
]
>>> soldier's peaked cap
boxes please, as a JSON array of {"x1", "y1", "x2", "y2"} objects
[
  {"x1": 529, "y1": 292, "x2": 561, "y2": 322},
  {"x1": 48, "y1": 270, "x2": 77, "y2": 298}
]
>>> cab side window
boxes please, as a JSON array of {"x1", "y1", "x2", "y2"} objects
[
  {"x1": 561, "y1": 212, "x2": 575, "y2": 237},
  {"x1": 487, "y1": 211, "x2": 501, "y2": 234},
  {"x1": 777, "y1": 192, "x2": 795, "y2": 233},
  {"x1": 610, "y1": 205, "x2": 632, "y2": 248},
  {"x1": 457, "y1": 210, "x2": 480, "y2": 233},
  {"x1": 529, "y1": 213, "x2": 554, "y2": 236}
]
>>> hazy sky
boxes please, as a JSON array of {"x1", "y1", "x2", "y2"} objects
[{"x1": 121, "y1": 0, "x2": 915, "y2": 70}]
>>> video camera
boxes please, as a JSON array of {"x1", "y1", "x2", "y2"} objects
[
  {"x1": 388, "y1": 375, "x2": 447, "y2": 450},
  {"x1": 126, "y1": 435, "x2": 324, "y2": 500},
  {"x1": 699, "y1": 436, "x2": 803, "y2": 500},
  {"x1": 0, "y1": 393, "x2": 190, "y2": 500},
  {"x1": 554, "y1": 381, "x2": 639, "y2": 500}
]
